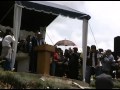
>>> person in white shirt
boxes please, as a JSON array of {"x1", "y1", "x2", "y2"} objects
[
  {"x1": 1, "y1": 29, "x2": 15, "y2": 71},
  {"x1": 85, "y1": 45, "x2": 100, "y2": 84}
]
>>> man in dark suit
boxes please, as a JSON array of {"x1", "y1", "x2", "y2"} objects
[
  {"x1": 85, "y1": 45, "x2": 100, "y2": 84},
  {"x1": 95, "y1": 70, "x2": 114, "y2": 89},
  {"x1": 29, "y1": 31, "x2": 44, "y2": 73}
]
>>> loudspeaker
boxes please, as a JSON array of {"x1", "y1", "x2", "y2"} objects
[{"x1": 114, "y1": 36, "x2": 120, "y2": 52}]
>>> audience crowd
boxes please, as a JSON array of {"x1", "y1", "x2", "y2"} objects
[{"x1": 0, "y1": 29, "x2": 120, "y2": 88}]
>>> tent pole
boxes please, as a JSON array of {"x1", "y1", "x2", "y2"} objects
[
  {"x1": 40, "y1": 27, "x2": 46, "y2": 42},
  {"x1": 82, "y1": 19, "x2": 88, "y2": 82},
  {"x1": 12, "y1": 3, "x2": 22, "y2": 70}
]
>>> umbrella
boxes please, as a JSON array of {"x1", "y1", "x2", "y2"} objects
[{"x1": 55, "y1": 39, "x2": 76, "y2": 46}]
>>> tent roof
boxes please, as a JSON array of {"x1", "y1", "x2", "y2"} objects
[
  {"x1": 17, "y1": 1, "x2": 91, "y2": 20},
  {"x1": 0, "y1": 1, "x2": 91, "y2": 32}
]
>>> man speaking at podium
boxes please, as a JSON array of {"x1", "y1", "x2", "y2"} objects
[{"x1": 29, "y1": 31, "x2": 45, "y2": 73}]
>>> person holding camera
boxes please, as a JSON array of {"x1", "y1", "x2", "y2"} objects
[{"x1": 1, "y1": 29, "x2": 15, "y2": 71}]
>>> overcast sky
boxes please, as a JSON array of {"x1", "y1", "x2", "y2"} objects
[{"x1": 33, "y1": 1, "x2": 120, "y2": 52}]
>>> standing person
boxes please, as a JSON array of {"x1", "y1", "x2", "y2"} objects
[
  {"x1": 1, "y1": 29, "x2": 15, "y2": 71},
  {"x1": 51, "y1": 47, "x2": 60, "y2": 76},
  {"x1": 116, "y1": 57, "x2": 120, "y2": 79},
  {"x1": 63, "y1": 49, "x2": 71, "y2": 77},
  {"x1": 101, "y1": 49, "x2": 115, "y2": 75},
  {"x1": 68, "y1": 47, "x2": 80, "y2": 80},
  {"x1": 85, "y1": 45, "x2": 100, "y2": 84},
  {"x1": 54, "y1": 48, "x2": 64, "y2": 77},
  {"x1": 29, "y1": 31, "x2": 44, "y2": 73}
]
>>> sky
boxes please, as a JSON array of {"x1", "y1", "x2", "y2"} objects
[{"x1": 33, "y1": 1, "x2": 120, "y2": 52}]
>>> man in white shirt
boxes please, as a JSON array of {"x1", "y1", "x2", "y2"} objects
[{"x1": 1, "y1": 29, "x2": 15, "y2": 71}]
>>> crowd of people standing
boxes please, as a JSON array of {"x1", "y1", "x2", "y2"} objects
[
  {"x1": 50, "y1": 44, "x2": 120, "y2": 85},
  {"x1": 1, "y1": 29, "x2": 120, "y2": 88}
]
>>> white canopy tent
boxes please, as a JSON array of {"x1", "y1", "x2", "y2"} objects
[{"x1": 0, "y1": 1, "x2": 91, "y2": 82}]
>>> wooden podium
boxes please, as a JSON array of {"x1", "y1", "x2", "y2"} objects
[{"x1": 35, "y1": 44, "x2": 55, "y2": 75}]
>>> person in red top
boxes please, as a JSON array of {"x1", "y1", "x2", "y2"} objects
[
  {"x1": 51, "y1": 47, "x2": 60, "y2": 76},
  {"x1": 54, "y1": 51, "x2": 59, "y2": 62}
]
